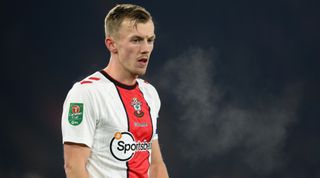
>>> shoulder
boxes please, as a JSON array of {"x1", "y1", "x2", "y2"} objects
[
  {"x1": 67, "y1": 72, "x2": 108, "y2": 97},
  {"x1": 71, "y1": 71, "x2": 111, "y2": 90},
  {"x1": 137, "y1": 78, "x2": 160, "y2": 103},
  {"x1": 137, "y1": 78, "x2": 161, "y2": 111},
  {"x1": 137, "y1": 78, "x2": 158, "y2": 94},
  {"x1": 78, "y1": 72, "x2": 105, "y2": 86}
]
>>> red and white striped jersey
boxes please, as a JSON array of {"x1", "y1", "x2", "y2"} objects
[{"x1": 61, "y1": 70, "x2": 160, "y2": 178}]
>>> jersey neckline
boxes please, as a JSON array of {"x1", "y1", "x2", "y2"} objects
[{"x1": 99, "y1": 70, "x2": 138, "y2": 90}]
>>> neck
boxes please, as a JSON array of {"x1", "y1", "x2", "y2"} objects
[{"x1": 103, "y1": 65, "x2": 138, "y2": 86}]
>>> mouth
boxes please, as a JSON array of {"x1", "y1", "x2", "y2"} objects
[
  {"x1": 137, "y1": 58, "x2": 148, "y2": 66},
  {"x1": 138, "y1": 58, "x2": 148, "y2": 63}
]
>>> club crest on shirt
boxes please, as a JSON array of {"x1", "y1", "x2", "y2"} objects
[
  {"x1": 131, "y1": 97, "x2": 144, "y2": 117},
  {"x1": 68, "y1": 103, "x2": 83, "y2": 126}
]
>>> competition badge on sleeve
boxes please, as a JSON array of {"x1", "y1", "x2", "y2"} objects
[
  {"x1": 68, "y1": 103, "x2": 84, "y2": 126},
  {"x1": 131, "y1": 98, "x2": 144, "y2": 117}
]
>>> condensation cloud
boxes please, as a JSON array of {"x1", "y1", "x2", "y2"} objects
[{"x1": 156, "y1": 47, "x2": 300, "y2": 175}]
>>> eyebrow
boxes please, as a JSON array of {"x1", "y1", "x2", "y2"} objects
[
  {"x1": 131, "y1": 35, "x2": 156, "y2": 40},
  {"x1": 150, "y1": 35, "x2": 156, "y2": 40}
]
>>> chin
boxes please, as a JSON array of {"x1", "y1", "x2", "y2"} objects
[{"x1": 135, "y1": 70, "x2": 147, "y2": 76}]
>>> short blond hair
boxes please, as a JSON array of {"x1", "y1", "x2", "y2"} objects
[{"x1": 104, "y1": 4, "x2": 152, "y2": 38}]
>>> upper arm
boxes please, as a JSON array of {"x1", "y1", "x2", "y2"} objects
[
  {"x1": 64, "y1": 142, "x2": 91, "y2": 164},
  {"x1": 61, "y1": 83, "x2": 97, "y2": 178},
  {"x1": 150, "y1": 139, "x2": 169, "y2": 178},
  {"x1": 63, "y1": 142, "x2": 91, "y2": 177},
  {"x1": 151, "y1": 139, "x2": 165, "y2": 165}
]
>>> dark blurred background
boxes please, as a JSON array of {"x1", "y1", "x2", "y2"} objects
[{"x1": 1, "y1": 0, "x2": 319, "y2": 178}]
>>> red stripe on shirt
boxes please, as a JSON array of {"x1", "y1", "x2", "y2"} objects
[
  {"x1": 116, "y1": 85, "x2": 153, "y2": 178},
  {"x1": 88, "y1": 77, "x2": 100, "y2": 81},
  {"x1": 80, "y1": 81, "x2": 92, "y2": 84}
]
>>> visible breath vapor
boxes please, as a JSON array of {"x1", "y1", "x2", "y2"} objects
[{"x1": 156, "y1": 47, "x2": 300, "y2": 175}]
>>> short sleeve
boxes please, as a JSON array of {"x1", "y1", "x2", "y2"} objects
[
  {"x1": 151, "y1": 86, "x2": 161, "y2": 140},
  {"x1": 61, "y1": 83, "x2": 97, "y2": 148}
]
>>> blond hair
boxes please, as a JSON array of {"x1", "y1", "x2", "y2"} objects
[{"x1": 104, "y1": 4, "x2": 152, "y2": 38}]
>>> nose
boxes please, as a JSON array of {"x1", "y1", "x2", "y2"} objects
[{"x1": 140, "y1": 40, "x2": 153, "y2": 54}]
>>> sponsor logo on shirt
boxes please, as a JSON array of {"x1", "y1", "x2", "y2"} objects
[
  {"x1": 68, "y1": 103, "x2": 83, "y2": 126},
  {"x1": 110, "y1": 132, "x2": 152, "y2": 161},
  {"x1": 134, "y1": 122, "x2": 148, "y2": 127}
]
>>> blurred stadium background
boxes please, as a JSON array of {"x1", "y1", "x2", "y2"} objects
[{"x1": 1, "y1": 0, "x2": 319, "y2": 178}]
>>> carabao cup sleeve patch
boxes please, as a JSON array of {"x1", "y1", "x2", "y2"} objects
[{"x1": 68, "y1": 103, "x2": 84, "y2": 126}]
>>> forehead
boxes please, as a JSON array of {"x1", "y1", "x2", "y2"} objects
[{"x1": 118, "y1": 19, "x2": 155, "y2": 38}]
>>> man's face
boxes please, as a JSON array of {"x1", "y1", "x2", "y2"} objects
[{"x1": 113, "y1": 19, "x2": 155, "y2": 77}]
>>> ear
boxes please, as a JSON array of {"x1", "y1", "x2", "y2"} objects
[{"x1": 105, "y1": 36, "x2": 118, "y2": 54}]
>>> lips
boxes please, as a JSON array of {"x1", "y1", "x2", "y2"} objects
[
  {"x1": 137, "y1": 58, "x2": 148, "y2": 68},
  {"x1": 138, "y1": 58, "x2": 148, "y2": 63}
]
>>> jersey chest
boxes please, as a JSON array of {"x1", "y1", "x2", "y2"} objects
[{"x1": 98, "y1": 85, "x2": 153, "y2": 142}]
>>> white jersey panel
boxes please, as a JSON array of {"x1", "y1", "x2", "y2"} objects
[
  {"x1": 137, "y1": 79, "x2": 161, "y2": 140},
  {"x1": 61, "y1": 71, "x2": 161, "y2": 178}
]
